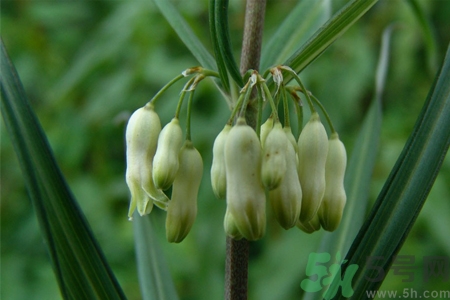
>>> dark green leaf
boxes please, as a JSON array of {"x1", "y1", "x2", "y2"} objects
[
  {"x1": 335, "y1": 44, "x2": 450, "y2": 299},
  {"x1": 209, "y1": 0, "x2": 230, "y2": 92},
  {"x1": 0, "y1": 40, "x2": 126, "y2": 300},
  {"x1": 214, "y1": 0, "x2": 244, "y2": 86}
]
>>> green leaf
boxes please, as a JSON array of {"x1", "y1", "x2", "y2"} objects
[
  {"x1": 335, "y1": 44, "x2": 450, "y2": 299},
  {"x1": 0, "y1": 40, "x2": 126, "y2": 300},
  {"x1": 133, "y1": 215, "x2": 179, "y2": 300},
  {"x1": 209, "y1": 0, "x2": 230, "y2": 92},
  {"x1": 283, "y1": 0, "x2": 378, "y2": 79},
  {"x1": 260, "y1": 0, "x2": 330, "y2": 71},
  {"x1": 152, "y1": 0, "x2": 216, "y2": 71},
  {"x1": 214, "y1": 0, "x2": 244, "y2": 86}
]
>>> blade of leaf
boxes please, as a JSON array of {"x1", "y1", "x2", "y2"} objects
[
  {"x1": 303, "y1": 26, "x2": 393, "y2": 300},
  {"x1": 260, "y1": 0, "x2": 330, "y2": 71},
  {"x1": 152, "y1": 0, "x2": 216, "y2": 71},
  {"x1": 0, "y1": 40, "x2": 126, "y2": 300},
  {"x1": 335, "y1": 44, "x2": 450, "y2": 299},
  {"x1": 209, "y1": 0, "x2": 230, "y2": 92},
  {"x1": 133, "y1": 215, "x2": 179, "y2": 300},
  {"x1": 214, "y1": 0, "x2": 244, "y2": 86},
  {"x1": 282, "y1": 0, "x2": 378, "y2": 82}
]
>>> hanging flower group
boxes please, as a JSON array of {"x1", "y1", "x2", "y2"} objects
[{"x1": 125, "y1": 66, "x2": 347, "y2": 243}]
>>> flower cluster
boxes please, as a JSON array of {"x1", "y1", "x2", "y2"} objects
[
  {"x1": 125, "y1": 66, "x2": 347, "y2": 243},
  {"x1": 211, "y1": 67, "x2": 347, "y2": 240},
  {"x1": 125, "y1": 68, "x2": 207, "y2": 243},
  {"x1": 126, "y1": 104, "x2": 203, "y2": 243}
]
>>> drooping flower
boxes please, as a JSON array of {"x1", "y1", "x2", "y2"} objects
[
  {"x1": 165, "y1": 140, "x2": 203, "y2": 243},
  {"x1": 262, "y1": 122, "x2": 288, "y2": 190},
  {"x1": 153, "y1": 117, "x2": 183, "y2": 190},
  {"x1": 125, "y1": 103, "x2": 168, "y2": 220},
  {"x1": 269, "y1": 126, "x2": 302, "y2": 229},
  {"x1": 318, "y1": 133, "x2": 347, "y2": 232},
  {"x1": 224, "y1": 118, "x2": 266, "y2": 241},
  {"x1": 211, "y1": 124, "x2": 232, "y2": 199},
  {"x1": 297, "y1": 112, "x2": 328, "y2": 223}
]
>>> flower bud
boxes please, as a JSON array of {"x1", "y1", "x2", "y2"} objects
[
  {"x1": 211, "y1": 124, "x2": 232, "y2": 199},
  {"x1": 152, "y1": 118, "x2": 183, "y2": 190},
  {"x1": 262, "y1": 122, "x2": 288, "y2": 190},
  {"x1": 296, "y1": 213, "x2": 321, "y2": 234},
  {"x1": 225, "y1": 117, "x2": 266, "y2": 241},
  {"x1": 297, "y1": 112, "x2": 328, "y2": 223},
  {"x1": 125, "y1": 103, "x2": 169, "y2": 220},
  {"x1": 269, "y1": 129, "x2": 302, "y2": 229},
  {"x1": 318, "y1": 133, "x2": 347, "y2": 232},
  {"x1": 260, "y1": 117, "x2": 274, "y2": 147},
  {"x1": 166, "y1": 140, "x2": 203, "y2": 243}
]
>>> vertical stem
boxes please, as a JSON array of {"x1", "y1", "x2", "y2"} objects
[
  {"x1": 225, "y1": 238, "x2": 249, "y2": 300},
  {"x1": 225, "y1": 1, "x2": 266, "y2": 300},
  {"x1": 240, "y1": 0, "x2": 266, "y2": 75},
  {"x1": 240, "y1": 0, "x2": 267, "y2": 129}
]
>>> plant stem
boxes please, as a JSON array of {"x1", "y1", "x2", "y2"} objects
[
  {"x1": 240, "y1": 0, "x2": 266, "y2": 75},
  {"x1": 240, "y1": 0, "x2": 266, "y2": 129},
  {"x1": 225, "y1": 238, "x2": 250, "y2": 300},
  {"x1": 225, "y1": 1, "x2": 266, "y2": 300}
]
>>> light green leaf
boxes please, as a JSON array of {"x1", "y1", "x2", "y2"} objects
[
  {"x1": 0, "y1": 41, "x2": 126, "y2": 299},
  {"x1": 260, "y1": 0, "x2": 330, "y2": 71},
  {"x1": 152, "y1": 0, "x2": 216, "y2": 71},
  {"x1": 133, "y1": 215, "x2": 179, "y2": 300},
  {"x1": 334, "y1": 44, "x2": 450, "y2": 299}
]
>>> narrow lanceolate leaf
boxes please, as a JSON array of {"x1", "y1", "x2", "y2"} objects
[
  {"x1": 133, "y1": 215, "x2": 179, "y2": 300},
  {"x1": 260, "y1": 0, "x2": 330, "y2": 71},
  {"x1": 335, "y1": 45, "x2": 450, "y2": 299},
  {"x1": 209, "y1": 0, "x2": 230, "y2": 92},
  {"x1": 0, "y1": 41, "x2": 126, "y2": 300},
  {"x1": 152, "y1": 0, "x2": 216, "y2": 71},
  {"x1": 282, "y1": 0, "x2": 378, "y2": 81},
  {"x1": 214, "y1": 0, "x2": 244, "y2": 86}
]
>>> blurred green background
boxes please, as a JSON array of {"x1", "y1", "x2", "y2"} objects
[{"x1": 1, "y1": 0, "x2": 449, "y2": 299}]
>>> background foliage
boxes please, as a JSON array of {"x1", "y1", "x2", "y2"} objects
[{"x1": 1, "y1": 0, "x2": 449, "y2": 299}]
